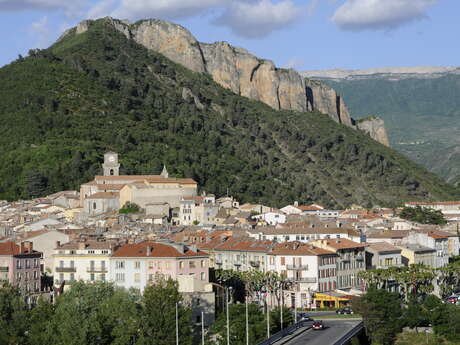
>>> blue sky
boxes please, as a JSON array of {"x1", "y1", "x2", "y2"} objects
[{"x1": 0, "y1": 0, "x2": 458, "y2": 70}]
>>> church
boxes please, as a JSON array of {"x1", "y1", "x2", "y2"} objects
[{"x1": 80, "y1": 152, "x2": 198, "y2": 216}]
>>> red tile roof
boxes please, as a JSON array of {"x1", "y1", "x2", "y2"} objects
[
  {"x1": 0, "y1": 242, "x2": 19, "y2": 255},
  {"x1": 87, "y1": 192, "x2": 119, "y2": 199},
  {"x1": 112, "y1": 241, "x2": 208, "y2": 258},
  {"x1": 270, "y1": 242, "x2": 335, "y2": 256},
  {"x1": 313, "y1": 238, "x2": 367, "y2": 250}
]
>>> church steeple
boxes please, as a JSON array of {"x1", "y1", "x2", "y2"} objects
[{"x1": 160, "y1": 165, "x2": 169, "y2": 179}]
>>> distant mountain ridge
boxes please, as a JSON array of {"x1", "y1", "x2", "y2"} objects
[
  {"x1": 306, "y1": 68, "x2": 460, "y2": 184},
  {"x1": 302, "y1": 66, "x2": 460, "y2": 81}
]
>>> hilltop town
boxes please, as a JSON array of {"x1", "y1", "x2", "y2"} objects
[{"x1": 1, "y1": 151, "x2": 459, "y2": 318}]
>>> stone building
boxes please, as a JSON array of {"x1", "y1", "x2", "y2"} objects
[{"x1": 80, "y1": 152, "x2": 197, "y2": 216}]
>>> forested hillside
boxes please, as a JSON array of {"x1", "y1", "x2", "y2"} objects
[
  {"x1": 0, "y1": 19, "x2": 457, "y2": 207},
  {"x1": 323, "y1": 75, "x2": 460, "y2": 184}
]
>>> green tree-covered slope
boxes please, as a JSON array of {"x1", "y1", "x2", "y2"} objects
[
  {"x1": 323, "y1": 75, "x2": 460, "y2": 184},
  {"x1": 0, "y1": 19, "x2": 457, "y2": 207}
]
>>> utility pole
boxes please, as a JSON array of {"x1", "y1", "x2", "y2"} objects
[
  {"x1": 201, "y1": 311, "x2": 205, "y2": 345},
  {"x1": 245, "y1": 296, "x2": 249, "y2": 345},
  {"x1": 280, "y1": 285, "x2": 284, "y2": 330},
  {"x1": 176, "y1": 302, "x2": 179, "y2": 345},
  {"x1": 266, "y1": 293, "x2": 270, "y2": 339}
]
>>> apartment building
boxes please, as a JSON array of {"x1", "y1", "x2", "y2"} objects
[
  {"x1": 366, "y1": 242, "x2": 403, "y2": 269},
  {"x1": 53, "y1": 239, "x2": 115, "y2": 288},
  {"x1": 109, "y1": 241, "x2": 209, "y2": 293},
  {"x1": 0, "y1": 241, "x2": 42, "y2": 294},
  {"x1": 311, "y1": 238, "x2": 367, "y2": 291}
]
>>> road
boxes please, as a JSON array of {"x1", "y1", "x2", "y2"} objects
[{"x1": 282, "y1": 319, "x2": 362, "y2": 345}]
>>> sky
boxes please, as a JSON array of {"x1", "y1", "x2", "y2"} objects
[{"x1": 0, "y1": 0, "x2": 458, "y2": 70}]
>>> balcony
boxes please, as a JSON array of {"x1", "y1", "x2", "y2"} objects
[
  {"x1": 86, "y1": 266, "x2": 108, "y2": 273},
  {"x1": 55, "y1": 266, "x2": 76, "y2": 273},
  {"x1": 294, "y1": 277, "x2": 317, "y2": 283},
  {"x1": 356, "y1": 255, "x2": 364, "y2": 261},
  {"x1": 0, "y1": 266, "x2": 9, "y2": 272},
  {"x1": 234, "y1": 261, "x2": 242, "y2": 266},
  {"x1": 54, "y1": 279, "x2": 76, "y2": 285},
  {"x1": 286, "y1": 265, "x2": 309, "y2": 270},
  {"x1": 250, "y1": 261, "x2": 260, "y2": 267}
]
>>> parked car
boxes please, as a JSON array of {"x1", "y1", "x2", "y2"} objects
[
  {"x1": 445, "y1": 295, "x2": 458, "y2": 304},
  {"x1": 336, "y1": 307, "x2": 354, "y2": 314},
  {"x1": 312, "y1": 321, "x2": 324, "y2": 330},
  {"x1": 297, "y1": 312, "x2": 312, "y2": 321}
]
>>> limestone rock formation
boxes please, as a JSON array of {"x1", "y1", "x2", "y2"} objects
[
  {"x1": 67, "y1": 17, "x2": 387, "y2": 144},
  {"x1": 356, "y1": 117, "x2": 390, "y2": 147}
]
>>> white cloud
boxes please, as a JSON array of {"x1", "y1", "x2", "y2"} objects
[
  {"x1": 214, "y1": 0, "x2": 304, "y2": 38},
  {"x1": 88, "y1": 0, "x2": 307, "y2": 39},
  {"x1": 29, "y1": 16, "x2": 53, "y2": 48},
  {"x1": 0, "y1": 0, "x2": 86, "y2": 15},
  {"x1": 111, "y1": 0, "x2": 223, "y2": 20},
  {"x1": 332, "y1": 0, "x2": 438, "y2": 31},
  {"x1": 285, "y1": 57, "x2": 305, "y2": 70}
]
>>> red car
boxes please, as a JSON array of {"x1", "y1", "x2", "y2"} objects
[{"x1": 312, "y1": 321, "x2": 324, "y2": 330}]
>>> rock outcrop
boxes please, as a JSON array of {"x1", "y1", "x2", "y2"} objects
[
  {"x1": 356, "y1": 117, "x2": 390, "y2": 147},
  {"x1": 68, "y1": 17, "x2": 387, "y2": 144}
]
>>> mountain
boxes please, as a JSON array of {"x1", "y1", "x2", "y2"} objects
[
  {"x1": 67, "y1": 18, "x2": 389, "y2": 146},
  {"x1": 0, "y1": 18, "x2": 457, "y2": 207},
  {"x1": 302, "y1": 67, "x2": 460, "y2": 184}
]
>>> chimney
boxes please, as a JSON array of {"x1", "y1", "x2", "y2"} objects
[
  {"x1": 20, "y1": 241, "x2": 33, "y2": 254},
  {"x1": 78, "y1": 240, "x2": 86, "y2": 249},
  {"x1": 294, "y1": 201, "x2": 299, "y2": 207},
  {"x1": 55, "y1": 241, "x2": 61, "y2": 248},
  {"x1": 146, "y1": 246, "x2": 152, "y2": 256}
]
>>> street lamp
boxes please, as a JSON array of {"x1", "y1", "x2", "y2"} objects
[
  {"x1": 176, "y1": 301, "x2": 181, "y2": 345},
  {"x1": 226, "y1": 286, "x2": 233, "y2": 345},
  {"x1": 245, "y1": 295, "x2": 249, "y2": 345},
  {"x1": 280, "y1": 285, "x2": 284, "y2": 330},
  {"x1": 266, "y1": 291, "x2": 270, "y2": 339},
  {"x1": 201, "y1": 311, "x2": 205, "y2": 345}
]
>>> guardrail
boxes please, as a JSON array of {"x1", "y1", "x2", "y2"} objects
[
  {"x1": 256, "y1": 320, "x2": 310, "y2": 345},
  {"x1": 332, "y1": 321, "x2": 364, "y2": 345}
]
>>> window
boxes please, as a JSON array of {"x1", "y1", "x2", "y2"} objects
[
  {"x1": 25, "y1": 260, "x2": 30, "y2": 268},
  {"x1": 281, "y1": 257, "x2": 285, "y2": 265},
  {"x1": 16, "y1": 260, "x2": 21, "y2": 269},
  {"x1": 34, "y1": 271, "x2": 38, "y2": 279},
  {"x1": 25, "y1": 272, "x2": 29, "y2": 280},
  {"x1": 134, "y1": 261, "x2": 141, "y2": 269},
  {"x1": 90, "y1": 273, "x2": 95, "y2": 281},
  {"x1": 70, "y1": 261, "x2": 74, "y2": 268},
  {"x1": 115, "y1": 273, "x2": 125, "y2": 282},
  {"x1": 189, "y1": 261, "x2": 196, "y2": 269},
  {"x1": 201, "y1": 272, "x2": 206, "y2": 281},
  {"x1": 59, "y1": 273, "x2": 64, "y2": 282},
  {"x1": 148, "y1": 261, "x2": 154, "y2": 269},
  {"x1": 34, "y1": 259, "x2": 38, "y2": 268},
  {"x1": 93, "y1": 202, "x2": 97, "y2": 210},
  {"x1": 88, "y1": 250, "x2": 95, "y2": 254},
  {"x1": 201, "y1": 260, "x2": 205, "y2": 268},
  {"x1": 116, "y1": 261, "x2": 125, "y2": 269},
  {"x1": 134, "y1": 273, "x2": 141, "y2": 283},
  {"x1": 70, "y1": 273, "x2": 75, "y2": 281},
  {"x1": 165, "y1": 262, "x2": 170, "y2": 270},
  {"x1": 101, "y1": 274, "x2": 106, "y2": 282},
  {"x1": 179, "y1": 261, "x2": 184, "y2": 269}
]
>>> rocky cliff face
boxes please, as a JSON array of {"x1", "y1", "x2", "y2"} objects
[
  {"x1": 356, "y1": 117, "x2": 390, "y2": 147},
  {"x1": 69, "y1": 17, "x2": 386, "y2": 143}
]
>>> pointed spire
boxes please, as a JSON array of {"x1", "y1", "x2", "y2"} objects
[{"x1": 161, "y1": 165, "x2": 169, "y2": 179}]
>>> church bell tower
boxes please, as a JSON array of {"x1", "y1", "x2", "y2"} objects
[{"x1": 103, "y1": 152, "x2": 120, "y2": 176}]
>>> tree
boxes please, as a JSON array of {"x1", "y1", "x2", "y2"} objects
[
  {"x1": 25, "y1": 169, "x2": 49, "y2": 199},
  {"x1": 119, "y1": 202, "x2": 141, "y2": 214},
  {"x1": 269, "y1": 306, "x2": 294, "y2": 334},
  {"x1": 47, "y1": 282, "x2": 139, "y2": 345},
  {"x1": 0, "y1": 284, "x2": 29, "y2": 345},
  {"x1": 400, "y1": 206, "x2": 447, "y2": 225},
  {"x1": 353, "y1": 288, "x2": 403, "y2": 345},
  {"x1": 27, "y1": 297, "x2": 55, "y2": 345},
  {"x1": 137, "y1": 277, "x2": 192, "y2": 345},
  {"x1": 208, "y1": 303, "x2": 266, "y2": 345}
]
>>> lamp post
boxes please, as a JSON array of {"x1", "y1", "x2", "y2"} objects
[
  {"x1": 176, "y1": 302, "x2": 179, "y2": 345},
  {"x1": 294, "y1": 292, "x2": 297, "y2": 324},
  {"x1": 266, "y1": 292, "x2": 270, "y2": 339},
  {"x1": 280, "y1": 285, "x2": 284, "y2": 330},
  {"x1": 226, "y1": 286, "x2": 233, "y2": 345},
  {"x1": 245, "y1": 295, "x2": 249, "y2": 345},
  {"x1": 201, "y1": 311, "x2": 205, "y2": 345}
]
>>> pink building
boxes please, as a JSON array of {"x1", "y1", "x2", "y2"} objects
[
  {"x1": 0, "y1": 241, "x2": 42, "y2": 294},
  {"x1": 110, "y1": 241, "x2": 209, "y2": 292}
]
